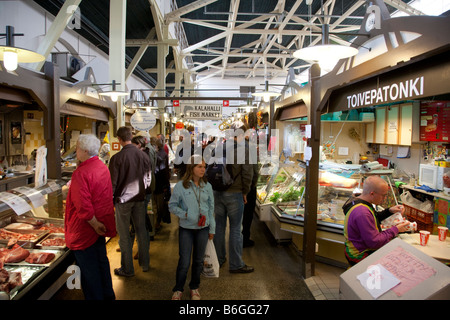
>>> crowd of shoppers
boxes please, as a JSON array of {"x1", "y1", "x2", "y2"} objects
[
  {"x1": 64, "y1": 122, "x2": 420, "y2": 301},
  {"x1": 65, "y1": 125, "x2": 259, "y2": 300}
]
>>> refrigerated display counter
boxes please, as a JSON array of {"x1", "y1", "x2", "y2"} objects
[{"x1": 0, "y1": 179, "x2": 74, "y2": 300}]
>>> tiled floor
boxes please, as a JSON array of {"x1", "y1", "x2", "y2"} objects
[
  {"x1": 304, "y1": 263, "x2": 343, "y2": 300},
  {"x1": 52, "y1": 210, "x2": 345, "y2": 300}
]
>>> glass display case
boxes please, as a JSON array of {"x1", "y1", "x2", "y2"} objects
[
  {"x1": 273, "y1": 162, "x2": 398, "y2": 233},
  {"x1": 257, "y1": 161, "x2": 305, "y2": 204},
  {"x1": 274, "y1": 162, "x2": 361, "y2": 232},
  {"x1": 255, "y1": 161, "x2": 305, "y2": 222},
  {"x1": 0, "y1": 179, "x2": 73, "y2": 300}
]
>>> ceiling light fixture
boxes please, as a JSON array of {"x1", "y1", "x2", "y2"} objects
[
  {"x1": 98, "y1": 80, "x2": 128, "y2": 102},
  {"x1": 0, "y1": 26, "x2": 45, "y2": 72},
  {"x1": 252, "y1": 80, "x2": 281, "y2": 102},
  {"x1": 293, "y1": 24, "x2": 358, "y2": 73}
]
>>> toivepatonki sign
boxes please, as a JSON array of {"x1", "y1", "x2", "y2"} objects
[
  {"x1": 325, "y1": 52, "x2": 450, "y2": 113},
  {"x1": 346, "y1": 76, "x2": 424, "y2": 109}
]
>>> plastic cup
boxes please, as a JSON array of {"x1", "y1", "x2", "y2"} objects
[
  {"x1": 419, "y1": 230, "x2": 430, "y2": 246},
  {"x1": 438, "y1": 226, "x2": 448, "y2": 241}
]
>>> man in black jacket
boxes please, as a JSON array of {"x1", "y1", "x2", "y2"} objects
[{"x1": 109, "y1": 126, "x2": 152, "y2": 276}]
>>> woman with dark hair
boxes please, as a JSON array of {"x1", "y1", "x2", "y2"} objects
[
  {"x1": 168, "y1": 155, "x2": 215, "y2": 300},
  {"x1": 131, "y1": 135, "x2": 147, "y2": 151}
]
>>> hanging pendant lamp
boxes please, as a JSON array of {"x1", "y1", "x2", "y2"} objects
[
  {"x1": 98, "y1": 80, "x2": 129, "y2": 102},
  {"x1": 293, "y1": 24, "x2": 358, "y2": 72},
  {"x1": 252, "y1": 80, "x2": 281, "y2": 102},
  {"x1": 0, "y1": 26, "x2": 45, "y2": 72}
]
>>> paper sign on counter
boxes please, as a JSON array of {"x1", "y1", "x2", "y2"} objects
[
  {"x1": 0, "y1": 192, "x2": 33, "y2": 215},
  {"x1": 376, "y1": 246, "x2": 436, "y2": 296},
  {"x1": 12, "y1": 186, "x2": 47, "y2": 208},
  {"x1": 47, "y1": 181, "x2": 60, "y2": 192}
]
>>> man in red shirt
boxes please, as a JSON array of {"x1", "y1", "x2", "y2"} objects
[{"x1": 65, "y1": 134, "x2": 116, "y2": 300}]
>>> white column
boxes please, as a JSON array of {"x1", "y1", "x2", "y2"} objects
[
  {"x1": 109, "y1": 0, "x2": 127, "y2": 127},
  {"x1": 157, "y1": 26, "x2": 169, "y2": 135}
]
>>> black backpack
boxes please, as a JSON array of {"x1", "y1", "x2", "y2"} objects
[{"x1": 206, "y1": 156, "x2": 235, "y2": 191}]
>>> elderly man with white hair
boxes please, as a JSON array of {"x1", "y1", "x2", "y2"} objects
[{"x1": 65, "y1": 134, "x2": 116, "y2": 300}]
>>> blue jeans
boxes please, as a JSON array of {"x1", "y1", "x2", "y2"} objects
[
  {"x1": 173, "y1": 227, "x2": 209, "y2": 292},
  {"x1": 213, "y1": 191, "x2": 245, "y2": 270},
  {"x1": 72, "y1": 237, "x2": 115, "y2": 300},
  {"x1": 115, "y1": 201, "x2": 150, "y2": 274}
]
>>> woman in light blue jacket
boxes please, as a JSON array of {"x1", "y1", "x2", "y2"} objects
[{"x1": 169, "y1": 155, "x2": 215, "y2": 300}]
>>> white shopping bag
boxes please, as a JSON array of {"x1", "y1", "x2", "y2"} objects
[{"x1": 202, "y1": 239, "x2": 219, "y2": 278}]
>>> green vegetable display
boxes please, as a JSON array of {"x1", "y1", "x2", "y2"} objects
[
  {"x1": 273, "y1": 173, "x2": 287, "y2": 184},
  {"x1": 280, "y1": 187, "x2": 304, "y2": 202},
  {"x1": 269, "y1": 192, "x2": 281, "y2": 203}
]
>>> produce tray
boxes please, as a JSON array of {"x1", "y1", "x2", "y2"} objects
[
  {"x1": 0, "y1": 228, "x2": 49, "y2": 249},
  {"x1": 36, "y1": 233, "x2": 66, "y2": 250},
  {"x1": 4, "y1": 249, "x2": 62, "y2": 267}
]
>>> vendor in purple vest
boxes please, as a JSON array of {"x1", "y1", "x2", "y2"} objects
[{"x1": 342, "y1": 176, "x2": 410, "y2": 266}]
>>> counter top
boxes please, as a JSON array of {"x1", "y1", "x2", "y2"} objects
[
  {"x1": 0, "y1": 172, "x2": 34, "y2": 186},
  {"x1": 399, "y1": 233, "x2": 450, "y2": 263}
]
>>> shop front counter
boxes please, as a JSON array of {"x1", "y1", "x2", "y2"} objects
[
  {"x1": 0, "y1": 172, "x2": 35, "y2": 192},
  {"x1": 271, "y1": 205, "x2": 348, "y2": 268},
  {"x1": 0, "y1": 179, "x2": 74, "y2": 300}
]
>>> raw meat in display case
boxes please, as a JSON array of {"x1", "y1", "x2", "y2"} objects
[
  {"x1": 0, "y1": 268, "x2": 22, "y2": 294},
  {"x1": 25, "y1": 252, "x2": 56, "y2": 265}
]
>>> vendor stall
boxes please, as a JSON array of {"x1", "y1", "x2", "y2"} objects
[
  {"x1": 271, "y1": 0, "x2": 450, "y2": 276},
  {"x1": 0, "y1": 179, "x2": 72, "y2": 300}
]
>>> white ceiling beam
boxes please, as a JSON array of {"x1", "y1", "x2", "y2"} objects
[
  {"x1": 126, "y1": 38, "x2": 178, "y2": 47},
  {"x1": 384, "y1": 0, "x2": 425, "y2": 15},
  {"x1": 222, "y1": 0, "x2": 240, "y2": 78},
  {"x1": 329, "y1": 0, "x2": 365, "y2": 30},
  {"x1": 164, "y1": 0, "x2": 218, "y2": 21},
  {"x1": 182, "y1": 31, "x2": 229, "y2": 54},
  {"x1": 31, "y1": 0, "x2": 82, "y2": 71},
  {"x1": 169, "y1": 18, "x2": 228, "y2": 31},
  {"x1": 191, "y1": 55, "x2": 224, "y2": 72},
  {"x1": 144, "y1": 68, "x2": 191, "y2": 74},
  {"x1": 125, "y1": 29, "x2": 155, "y2": 81}
]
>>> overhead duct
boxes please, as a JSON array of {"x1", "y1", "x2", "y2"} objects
[{"x1": 240, "y1": 86, "x2": 255, "y2": 98}]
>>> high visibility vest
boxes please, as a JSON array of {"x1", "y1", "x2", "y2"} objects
[{"x1": 343, "y1": 202, "x2": 381, "y2": 265}]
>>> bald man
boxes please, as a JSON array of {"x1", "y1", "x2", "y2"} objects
[{"x1": 342, "y1": 176, "x2": 410, "y2": 266}]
